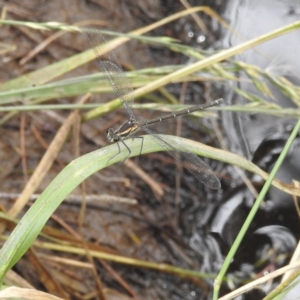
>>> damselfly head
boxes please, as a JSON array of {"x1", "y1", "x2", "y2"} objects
[{"x1": 107, "y1": 128, "x2": 119, "y2": 143}]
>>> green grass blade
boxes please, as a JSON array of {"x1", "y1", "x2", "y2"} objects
[
  {"x1": 1, "y1": 132, "x2": 300, "y2": 281},
  {"x1": 0, "y1": 135, "x2": 223, "y2": 278}
]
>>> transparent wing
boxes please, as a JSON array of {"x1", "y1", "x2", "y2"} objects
[
  {"x1": 87, "y1": 29, "x2": 136, "y2": 121},
  {"x1": 143, "y1": 127, "x2": 220, "y2": 189},
  {"x1": 87, "y1": 28, "x2": 220, "y2": 189}
]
